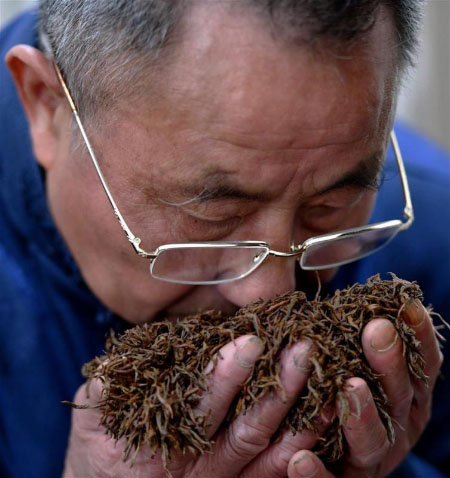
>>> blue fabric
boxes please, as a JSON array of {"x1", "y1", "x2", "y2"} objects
[
  {"x1": 329, "y1": 124, "x2": 450, "y2": 478},
  {"x1": 0, "y1": 12, "x2": 126, "y2": 478},
  {"x1": 1, "y1": 11, "x2": 449, "y2": 478}
]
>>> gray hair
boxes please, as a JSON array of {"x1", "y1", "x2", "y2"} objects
[{"x1": 38, "y1": 0, "x2": 425, "y2": 120}]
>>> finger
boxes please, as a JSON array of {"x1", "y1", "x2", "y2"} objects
[
  {"x1": 68, "y1": 378, "x2": 105, "y2": 433},
  {"x1": 402, "y1": 300, "x2": 444, "y2": 390},
  {"x1": 241, "y1": 410, "x2": 332, "y2": 478},
  {"x1": 338, "y1": 377, "x2": 391, "y2": 470},
  {"x1": 194, "y1": 334, "x2": 265, "y2": 437},
  {"x1": 64, "y1": 380, "x2": 132, "y2": 477},
  {"x1": 203, "y1": 340, "x2": 314, "y2": 478},
  {"x1": 401, "y1": 301, "x2": 444, "y2": 438},
  {"x1": 362, "y1": 318, "x2": 413, "y2": 427},
  {"x1": 288, "y1": 450, "x2": 335, "y2": 478},
  {"x1": 240, "y1": 429, "x2": 319, "y2": 478}
]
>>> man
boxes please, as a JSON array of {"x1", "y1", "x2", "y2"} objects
[{"x1": 0, "y1": 1, "x2": 448, "y2": 477}]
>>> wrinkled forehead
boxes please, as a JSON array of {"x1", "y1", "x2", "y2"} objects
[
  {"x1": 98, "y1": 2, "x2": 398, "y2": 203},
  {"x1": 147, "y1": 2, "x2": 397, "y2": 150}
]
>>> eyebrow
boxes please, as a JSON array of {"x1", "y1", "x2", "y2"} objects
[
  {"x1": 173, "y1": 173, "x2": 271, "y2": 205},
  {"x1": 315, "y1": 153, "x2": 384, "y2": 196},
  {"x1": 195, "y1": 183, "x2": 270, "y2": 202},
  {"x1": 174, "y1": 153, "x2": 384, "y2": 205}
]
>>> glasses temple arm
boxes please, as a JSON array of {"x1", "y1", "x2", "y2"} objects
[
  {"x1": 390, "y1": 130, "x2": 414, "y2": 226},
  {"x1": 52, "y1": 63, "x2": 154, "y2": 258}
]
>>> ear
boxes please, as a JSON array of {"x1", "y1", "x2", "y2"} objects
[{"x1": 5, "y1": 45, "x2": 66, "y2": 170}]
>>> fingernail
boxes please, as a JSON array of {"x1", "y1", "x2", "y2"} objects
[
  {"x1": 403, "y1": 300, "x2": 426, "y2": 328},
  {"x1": 346, "y1": 384, "x2": 370, "y2": 419},
  {"x1": 370, "y1": 321, "x2": 398, "y2": 352},
  {"x1": 292, "y1": 341, "x2": 312, "y2": 372},
  {"x1": 294, "y1": 453, "x2": 318, "y2": 477},
  {"x1": 234, "y1": 337, "x2": 264, "y2": 368}
]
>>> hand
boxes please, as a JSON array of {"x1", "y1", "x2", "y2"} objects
[
  {"x1": 286, "y1": 300, "x2": 444, "y2": 478},
  {"x1": 63, "y1": 335, "x2": 328, "y2": 478}
]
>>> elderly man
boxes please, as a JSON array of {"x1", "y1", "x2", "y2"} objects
[{"x1": 1, "y1": 1, "x2": 449, "y2": 477}]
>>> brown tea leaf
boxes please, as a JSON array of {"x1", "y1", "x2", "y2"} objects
[{"x1": 76, "y1": 274, "x2": 445, "y2": 472}]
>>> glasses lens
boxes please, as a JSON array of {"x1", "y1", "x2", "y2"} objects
[
  {"x1": 150, "y1": 245, "x2": 269, "y2": 284},
  {"x1": 300, "y1": 221, "x2": 402, "y2": 270}
]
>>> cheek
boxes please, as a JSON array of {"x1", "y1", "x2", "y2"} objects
[{"x1": 44, "y1": 132, "x2": 219, "y2": 322}]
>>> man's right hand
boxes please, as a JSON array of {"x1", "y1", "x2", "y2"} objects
[{"x1": 63, "y1": 335, "x2": 322, "y2": 478}]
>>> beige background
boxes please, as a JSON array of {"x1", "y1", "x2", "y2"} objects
[{"x1": 1, "y1": 0, "x2": 449, "y2": 151}]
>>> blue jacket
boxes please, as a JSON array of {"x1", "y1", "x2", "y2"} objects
[{"x1": 1, "y1": 11, "x2": 449, "y2": 478}]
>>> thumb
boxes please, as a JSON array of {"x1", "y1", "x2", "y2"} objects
[{"x1": 65, "y1": 378, "x2": 105, "y2": 433}]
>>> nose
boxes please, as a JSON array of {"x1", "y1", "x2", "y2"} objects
[{"x1": 216, "y1": 251, "x2": 297, "y2": 308}]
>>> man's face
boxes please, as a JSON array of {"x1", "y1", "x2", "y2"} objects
[{"x1": 43, "y1": 4, "x2": 397, "y2": 323}]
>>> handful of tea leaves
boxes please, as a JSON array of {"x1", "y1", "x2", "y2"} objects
[{"x1": 77, "y1": 274, "x2": 438, "y2": 469}]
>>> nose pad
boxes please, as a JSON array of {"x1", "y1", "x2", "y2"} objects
[{"x1": 217, "y1": 253, "x2": 297, "y2": 308}]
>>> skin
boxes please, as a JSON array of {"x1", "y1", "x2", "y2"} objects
[{"x1": 6, "y1": 3, "x2": 443, "y2": 478}]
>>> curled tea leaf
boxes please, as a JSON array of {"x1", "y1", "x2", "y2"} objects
[{"x1": 76, "y1": 274, "x2": 444, "y2": 469}]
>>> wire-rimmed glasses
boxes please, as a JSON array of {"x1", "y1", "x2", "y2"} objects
[{"x1": 52, "y1": 62, "x2": 414, "y2": 285}]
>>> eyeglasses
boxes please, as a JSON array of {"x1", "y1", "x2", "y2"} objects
[{"x1": 52, "y1": 62, "x2": 414, "y2": 285}]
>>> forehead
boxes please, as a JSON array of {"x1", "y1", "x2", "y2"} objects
[
  {"x1": 104, "y1": 3, "x2": 397, "y2": 200},
  {"x1": 154, "y1": 2, "x2": 397, "y2": 149}
]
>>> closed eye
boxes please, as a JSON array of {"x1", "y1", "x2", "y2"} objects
[
  {"x1": 177, "y1": 211, "x2": 244, "y2": 240},
  {"x1": 301, "y1": 187, "x2": 373, "y2": 232}
]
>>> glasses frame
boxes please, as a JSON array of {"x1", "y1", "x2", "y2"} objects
[{"x1": 52, "y1": 61, "x2": 414, "y2": 283}]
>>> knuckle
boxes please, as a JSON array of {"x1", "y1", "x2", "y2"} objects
[
  {"x1": 267, "y1": 452, "x2": 291, "y2": 477},
  {"x1": 91, "y1": 441, "x2": 123, "y2": 477},
  {"x1": 267, "y1": 440, "x2": 300, "y2": 476},
  {"x1": 391, "y1": 388, "x2": 414, "y2": 418},
  {"x1": 242, "y1": 430, "x2": 318, "y2": 478},
  {"x1": 428, "y1": 351, "x2": 444, "y2": 374},
  {"x1": 351, "y1": 436, "x2": 390, "y2": 468},
  {"x1": 411, "y1": 397, "x2": 432, "y2": 433},
  {"x1": 67, "y1": 436, "x2": 122, "y2": 478},
  {"x1": 241, "y1": 450, "x2": 290, "y2": 478},
  {"x1": 227, "y1": 419, "x2": 271, "y2": 459}
]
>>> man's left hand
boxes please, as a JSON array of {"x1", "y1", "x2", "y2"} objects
[{"x1": 286, "y1": 300, "x2": 444, "y2": 478}]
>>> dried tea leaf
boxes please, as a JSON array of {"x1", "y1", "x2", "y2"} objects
[{"x1": 74, "y1": 274, "x2": 445, "y2": 471}]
